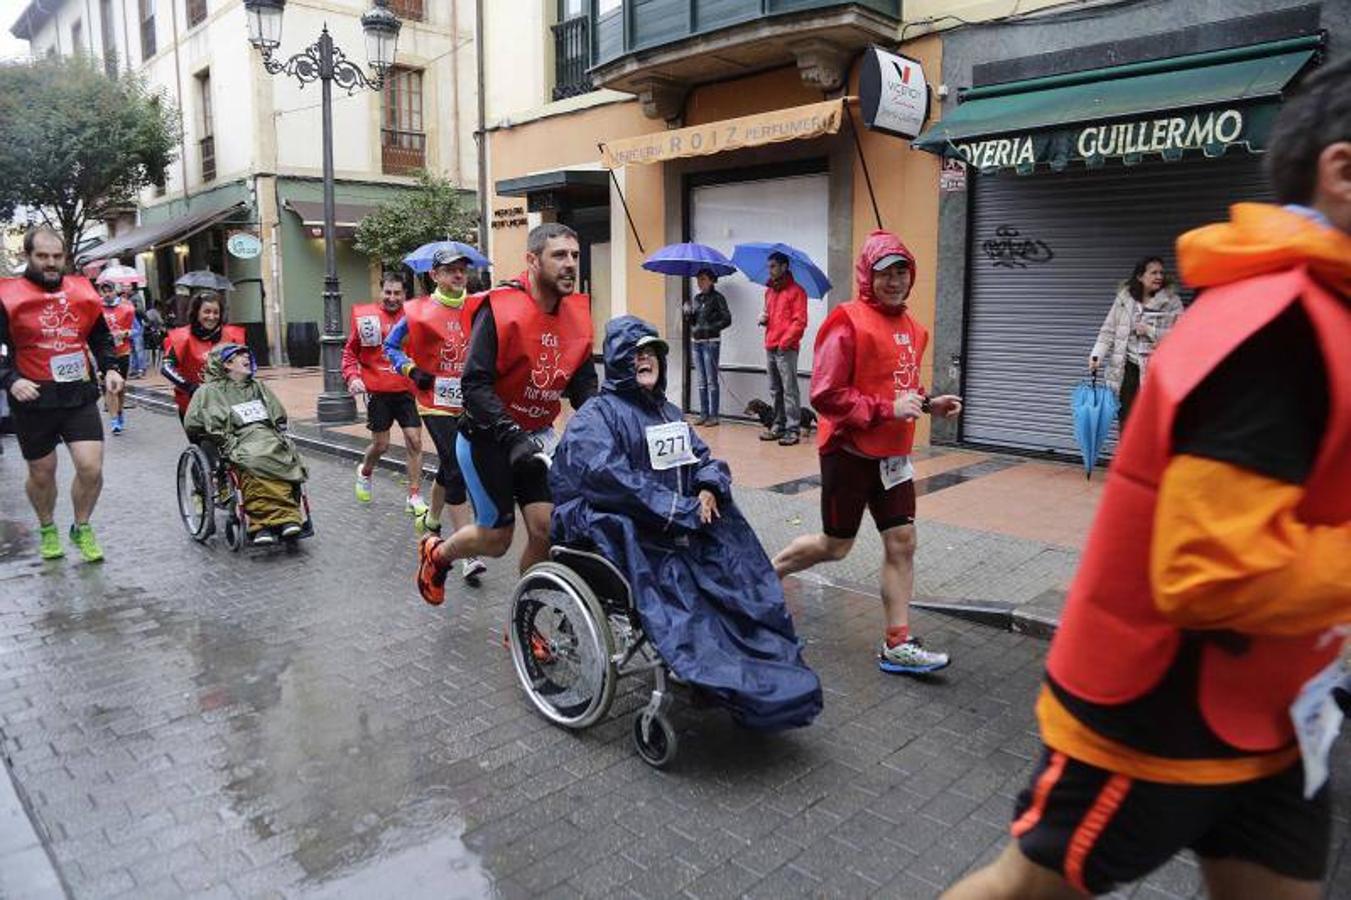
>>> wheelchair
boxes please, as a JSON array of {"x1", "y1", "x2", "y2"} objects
[
  {"x1": 507, "y1": 545, "x2": 679, "y2": 768},
  {"x1": 175, "y1": 442, "x2": 314, "y2": 551}
]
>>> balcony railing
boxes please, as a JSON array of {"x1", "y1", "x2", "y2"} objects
[
  {"x1": 382, "y1": 129, "x2": 426, "y2": 176},
  {"x1": 200, "y1": 135, "x2": 216, "y2": 183},
  {"x1": 552, "y1": 15, "x2": 593, "y2": 100},
  {"x1": 388, "y1": 0, "x2": 424, "y2": 21}
]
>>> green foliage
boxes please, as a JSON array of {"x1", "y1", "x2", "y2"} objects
[
  {"x1": 0, "y1": 55, "x2": 180, "y2": 256},
  {"x1": 354, "y1": 172, "x2": 480, "y2": 270}
]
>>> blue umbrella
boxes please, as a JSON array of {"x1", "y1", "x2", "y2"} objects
[
  {"x1": 403, "y1": 240, "x2": 491, "y2": 273},
  {"x1": 641, "y1": 242, "x2": 737, "y2": 278},
  {"x1": 730, "y1": 242, "x2": 831, "y2": 298},
  {"x1": 1071, "y1": 374, "x2": 1119, "y2": 479}
]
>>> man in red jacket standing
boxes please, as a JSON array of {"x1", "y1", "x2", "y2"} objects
[
  {"x1": 773, "y1": 231, "x2": 962, "y2": 674},
  {"x1": 759, "y1": 251, "x2": 808, "y2": 446}
]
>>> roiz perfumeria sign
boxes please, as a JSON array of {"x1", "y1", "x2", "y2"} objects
[{"x1": 859, "y1": 47, "x2": 931, "y2": 141}]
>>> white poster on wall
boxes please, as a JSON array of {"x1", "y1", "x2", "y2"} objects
[{"x1": 690, "y1": 172, "x2": 831, "y2": 373}]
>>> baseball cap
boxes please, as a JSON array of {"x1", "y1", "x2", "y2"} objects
[
  {"x1": 635, "y1": 334, "x2": 669, "y2": 356},
  {"x1": 872, "y1": 253, "x2": 912, "y2": 272},
  {"x1": 432, "y1": 248, "x2": 470, "y2": 268}
]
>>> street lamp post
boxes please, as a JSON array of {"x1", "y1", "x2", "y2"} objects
[{"x1": 243, "y1": 0, "x2": 401, "y2": 424}]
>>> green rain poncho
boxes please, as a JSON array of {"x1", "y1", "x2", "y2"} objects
[{"x1": 183, "y1": 346, "x2": 307, "y2": 484}]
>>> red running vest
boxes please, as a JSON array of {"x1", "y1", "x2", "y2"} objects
[
  {"x1": 348, "y1": 303, "x2": 413, "y2": 395},
  {"x1": 102, "y1": 301, "x2": 136, "y2": 356},
  {"x1": 400, "y1": 293, "x2": 483, "y2": 413},
  {"x1": 491, "y1": 279, "x2": 592, "y2": 432},
  {"x1": 0, "y1": 276, "x2": 104, "y2": 384},
  {"x1": 164, "y1": 324, "x2": 246, "y2": 414},
  {"x1": 815, "y1": 301, "x2": 928, "y2": 458},
  {"x1": 1047, "y1": 266, "x2": 1350, "y2": 756}
]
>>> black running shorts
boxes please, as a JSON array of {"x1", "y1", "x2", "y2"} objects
[
  {"x1": 421, "y1": 413, "x2": 466, "y2": 504},
  {"x1": 11, "y1": 401, "x2": 103, "y2": 460},
  {"x1": 1012, "y1": 748, "x2": 1330, "y2": 895},
  {"x1": 819, "y1": 450, "x2": 916, "y2": 539},
  {"x1": 366, "y1": 391, "x2": 419, "y2": 433},
  {"x1": 456, "y1": 432, "x2": 551, "y2": 530}
]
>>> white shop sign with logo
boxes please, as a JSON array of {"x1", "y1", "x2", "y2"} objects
[{"x1": 859, "y1": 47, "x2": 931, "y2": 141}]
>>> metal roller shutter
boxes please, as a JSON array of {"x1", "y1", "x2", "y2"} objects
[{"x1": 961, "y1": 153, "x2": 1273, "y2": 456}]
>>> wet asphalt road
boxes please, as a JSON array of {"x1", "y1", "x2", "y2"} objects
[{"x1": 0, "y1": 410, "x2": 1345, "y2": 899}]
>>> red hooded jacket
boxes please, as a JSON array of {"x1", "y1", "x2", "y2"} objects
[
  {"x1": 811, "y1": 231, "x2": 927, "y2": 456},
  {"x1": 763, "y1": 272, "x2": 808, "y2": 350}
]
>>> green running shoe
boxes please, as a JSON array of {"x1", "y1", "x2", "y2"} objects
[
  {"x1": 68, "y1": 523, "x2": 104, "y2": 563},
  {"x1": 38, "y1": 524, "x2": 65, "y2": 560}
]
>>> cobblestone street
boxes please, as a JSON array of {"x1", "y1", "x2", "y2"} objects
[{"x1": 0, "y1": 411, "x2": 1346, "y2": 899}]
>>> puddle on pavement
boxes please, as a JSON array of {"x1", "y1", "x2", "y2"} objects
[
  {"x1": 298, "y1": 823, "x2": 494, "y2": 899},
  {"x1": 0, "y1": 519, "x2": 31, "y2": 561}
]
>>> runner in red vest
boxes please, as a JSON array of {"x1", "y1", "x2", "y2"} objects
[
  {"x1": 944, "y1": 58, "x2": 1351, "y2": 900},
  {"x1": 96, "y1": 277, "x2": 136, "y2": 435},
  {"x1": 341, "y1": 271, "x2": 428, "y2": 518},
  {"x1": 772, "y1": 230, "x2": 962, "y2": 674},
  {"x1": 0, "y1": 227, "x2": 121, "y2": 562},
  {"x1": 416, "y1": 223, "x2": 597, "y2": 606},
  {"x1": 161, "y1": 291, "x2": 245, "y2": 421},
  {"x1": 383, "y1": 250, "x2": 489, "y2": 583}
]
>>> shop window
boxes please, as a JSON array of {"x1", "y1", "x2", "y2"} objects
[
  {"x1": 552, "y1": 0, "x2": 592, "y2": 101},
  {"x1": 381, "y1": 67, "x2": 425, "y2": 176},
  {"x1": 139, "y1": 0, "x2": 156, "y2": 59},
  {"x1": 100, "y1": 0, "x2": 119, "y2": 76},
  {"x1": 186, "y1": 0, "x2": 207, "y2": 29},
  {"x1": 197, "y1": 70, "x2": 215, "y2": 183}
]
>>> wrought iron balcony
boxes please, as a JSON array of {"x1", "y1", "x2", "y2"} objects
[
  {"x1": 200, "y1": 135, "x2": 216, "y2": 183},
  {"x1": 382, "y1": 128, "x2": 426, "y2": 175},
  {"x1": 553, "y1": 15, "x2": 594, "y2": 100}
]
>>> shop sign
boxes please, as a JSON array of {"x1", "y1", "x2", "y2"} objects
[
  {"x1": 939, "y1": 158, "x2": 967, "y2": 192},
  {"x1": 859, "y1": 47, "x2": 931, "y2": 141},
  {"x1": 492, "y1": 206, "x2": 527, "y2": 229},
  {"x1": 227, "y1": 232, "x2": 262, "y2": 259},
  {"x1": 954, "y1": 106, "x2": 1259, "y2": 172},
  {"x1": 600, "y1": 99, "x2": 844, "y2": 168}
]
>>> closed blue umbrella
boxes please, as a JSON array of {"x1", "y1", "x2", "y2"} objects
[
  {"x1": 1071, "y1": 374, "x2": 1119, "y2": 479},
  {"x1": 730, "y1": 242, "x2": 831, "y2": 298},
  {"x1": 641, "y1": 242, "x2": 737, "y2": 278},
  {"x1": 403, "y1": 240, "x2": 491, "y2": 273}
]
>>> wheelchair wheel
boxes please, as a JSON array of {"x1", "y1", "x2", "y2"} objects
[
  {"x1": 633, "y1": 712, "x2": 677, "y2": 769},
  {"x1": 223, "y1": 507, "x2": 245, "y2": 552},
  {"x1": 508, "y1": 562, "x2": 616, "y2": 729},
  {"x1": 176, "y1": 446, "x2": 215, "y2": 543}
]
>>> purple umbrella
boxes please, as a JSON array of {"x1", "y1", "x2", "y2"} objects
[{"x1": 641, "y1": 243, "x2": 737, "y2": 278}]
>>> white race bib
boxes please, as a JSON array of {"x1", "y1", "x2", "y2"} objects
[
  {"x1": 355, "y1": 315, "x2": 383, "y2": 348},
  {"x1": 231, "y1": 400, "x2": 269, "y2": 425},
  {"x1": 1290, "y1": 659, "x2": 1346, "y2": 799},
  {"x1": 880, "y1": 455, "x2": 914, "y2": 491},
  {"x1": 49, "y1": 351, "x2": 88, "y2": 383},
  {"x1": 433, "y1": 376, "x2": 462, "y2": 410},
  {"x1": 645, "y1": 421, "x2": 698, "y2": 471}
]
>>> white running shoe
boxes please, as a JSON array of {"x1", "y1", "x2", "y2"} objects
[
  {"x1": 877, "y1": 637, "x2": 950, "y2": 675},
  {"x1": 461, "y1": 557, "x2": 487, "y2": 582},
  {"x1": 406, "y1": 493, "x2": 429, "y2": 517},
  {"x1": 355, "y1": 464, "x2": 373, "y2": 503}
]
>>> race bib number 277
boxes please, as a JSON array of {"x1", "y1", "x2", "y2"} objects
[{"x1": 645, "y1": 421, "x2": 697, "y2": 471}]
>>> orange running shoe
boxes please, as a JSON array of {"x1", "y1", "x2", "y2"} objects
[{"x1": 417, "y1": 534, "x2": 449, "y2": 606}]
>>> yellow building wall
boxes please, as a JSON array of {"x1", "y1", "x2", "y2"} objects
[{"x1": 486, "y1": 101, "x2": 666, "y2": 331}]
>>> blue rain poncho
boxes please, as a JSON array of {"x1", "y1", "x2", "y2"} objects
[{"x1": 549, "y1": 316, "x2": 822, "y2": 730}]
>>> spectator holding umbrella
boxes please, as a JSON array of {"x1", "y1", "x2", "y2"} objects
[
  {"x1": 683, "y1": 268, "x2": 732, "y2": 426},
  {"x1": 1089, "y1": 256, "x2": 1183, "y2": 426}
]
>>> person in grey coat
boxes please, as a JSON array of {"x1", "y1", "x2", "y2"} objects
[{"x1": 1089, "y1": 256, "x2": 1184, "y2": 425}]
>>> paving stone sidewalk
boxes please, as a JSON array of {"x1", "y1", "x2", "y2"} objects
[{"x1": 0, "y1": 411, "x2": 1345, "y2": 899}]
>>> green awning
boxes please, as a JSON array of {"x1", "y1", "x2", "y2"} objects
[{"x1": 913, "y1": 36, "x2": 1321, "y2": 173}]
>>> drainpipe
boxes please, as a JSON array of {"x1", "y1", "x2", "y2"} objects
[
  {"x1": 449, "y1": 0, "x2": 463, "y2": 186},
  {"x1": 168, "y1": 0, "x2": 190, "y2": 207},
  {"x1": 119, "y1": 0, "x2": 131, "y2": 72},
  {"x1": 474, "y1": 0, "x2": 489, "y2": 251}
]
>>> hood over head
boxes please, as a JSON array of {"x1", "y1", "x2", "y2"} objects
[
  {"x1": 1177, "y1": 203, "x2": 1351, "y2": 298},
  {"x1": 602, "y1": 315, "x2": 667, "y2": 400},
  {"x1": 855, "y1": 230, "x2": 917, "y2": 315},
  {"x1": 205, "y1": 343, "x2": 255, "y2": 383}
]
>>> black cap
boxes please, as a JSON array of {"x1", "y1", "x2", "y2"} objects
[{"x1": 432, "y1": 248, "x2": 470, "y2": 268}]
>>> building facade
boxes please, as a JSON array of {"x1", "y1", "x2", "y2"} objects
[{"x1": 11, "y1": 0, "x2": 479, "y2": 366}]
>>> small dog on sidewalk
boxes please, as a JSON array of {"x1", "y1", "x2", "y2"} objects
[{"x1": 744, "y1": 398, "x2": 818, "y2": 433}]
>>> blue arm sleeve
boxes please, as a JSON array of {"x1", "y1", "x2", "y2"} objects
[{"x1": 383, "y1": 317, "x2": 411, "y2": 374}]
